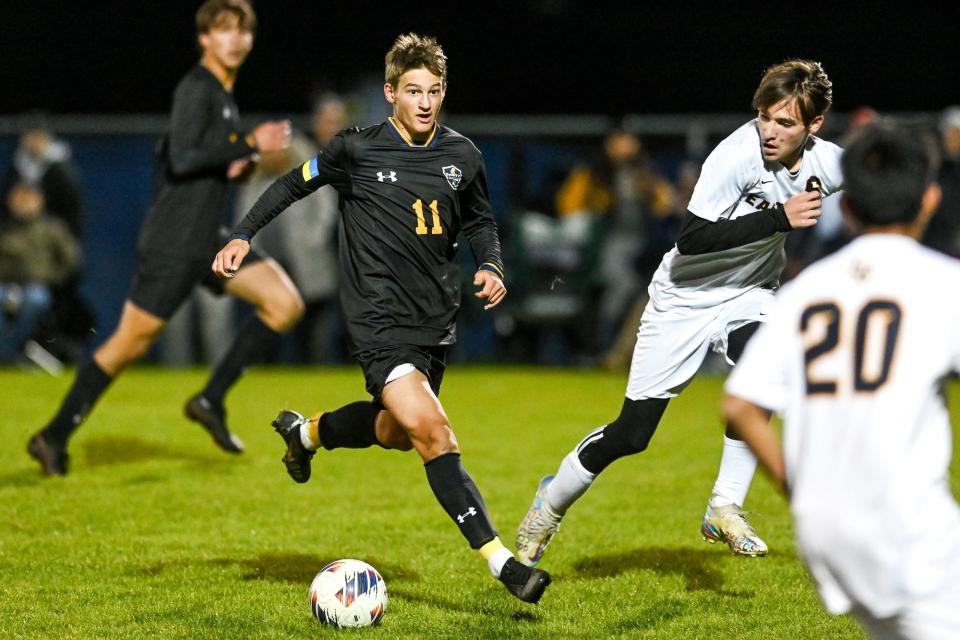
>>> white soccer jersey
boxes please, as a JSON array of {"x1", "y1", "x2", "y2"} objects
[
  {"x1": 726, "y1": 234, "x2": 960, "y2": 617},
  {"x1": 651, "y1": 120, "x2": 843, "y2": 309}
]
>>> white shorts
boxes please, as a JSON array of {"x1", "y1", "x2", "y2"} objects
[
  {"x1": 849, "y1": 583, "x2": 960, "y2": 640},
  {"x1": 625, "y1": 286, "x2": 775, "y2": 400}
]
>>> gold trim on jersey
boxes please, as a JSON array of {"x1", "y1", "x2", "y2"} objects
[
  {"x1": 481, "y1": 262, "x2": 505, "y2": 279},
  {"x1": 388, "y1": 116, "x2": 437, "y2": 147}
]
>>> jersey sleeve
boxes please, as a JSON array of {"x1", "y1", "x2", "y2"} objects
[
  {"x1": 816, "y1": 139, "x2": 845, "y2": 196},
  {"x1": 233, "y1": 132, "x2": 350, "y2": 240},
  {"x1": 725, "y1": 301, "x2": 793, "y2": 413},
  {"x1": 167, "y1": 78, "x2": 254, "y2": 176},
  {"x1": 459, "y1": 157, "x2": 505, "y2": 279},
  {"x1": 687, "y1": 138, "x2": 754, "y2": 222}
]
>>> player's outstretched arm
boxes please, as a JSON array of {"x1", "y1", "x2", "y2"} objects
[
  {"x1": 473, "y1": 270, "x2": 506, "y2": 310},
  {"x1": 212, "y1": 238, "x2": 250, "y2": 279},
  {"x1": 723, "y1": 394, "x2": 787, "y2": 494},
  {"x1": 677, "y1": 191, "x2": 822, "y2": 255}
]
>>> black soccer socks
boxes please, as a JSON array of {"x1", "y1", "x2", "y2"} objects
[
  {"x1": 425, "y1": 452, "x2": 497, "y2": 549},
  {"x1": 42, "y1": 358, "x2": 114, "y2": 444},
  {"x1": 201, "y1": 314, "x2": 280, "y2": 406},
  {"x1": 318, "y1": 401, "x2": 381, "y2": 450},
  {"x1": 576, "y1": 397, "x2": 670, "y2": 474}
]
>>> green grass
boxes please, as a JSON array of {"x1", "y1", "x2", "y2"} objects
[{"x1": 3, "y1": 366, "x2": 958, "y2": 639}]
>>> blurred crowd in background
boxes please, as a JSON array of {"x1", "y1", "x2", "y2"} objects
[{"x1": 2, "y1": 103, "x2": 959, "y2": 371}]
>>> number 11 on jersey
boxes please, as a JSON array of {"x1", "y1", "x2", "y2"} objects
[{"x1": 412, "y1": 199, "x2": 443, "y2": 235}]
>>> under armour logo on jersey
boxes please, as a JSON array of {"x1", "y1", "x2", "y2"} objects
[
  {"x1": 442, "y1": 165, "x2": 462, "y2": 190},
  {"x1": 456, "y1": 507, "x2": 477, "y2": 523},
  {"x1": 222, "y1": 105, "x2": 232, "y2": 120},
  {"x1": 377, "y1": 171, "x2": 397, "y2": 183}
]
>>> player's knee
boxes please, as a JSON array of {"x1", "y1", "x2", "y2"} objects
[
  {"x1": 407, "y1": 417, "x2": 458, "y2": 459},
  {"x1": 260, "y1": 291, "x2": 304, "y2": 332}
]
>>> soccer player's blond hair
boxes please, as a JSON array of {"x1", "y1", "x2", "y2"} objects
[{"x1": 385, "y1": 34, "x2": 447, "y2": 87}]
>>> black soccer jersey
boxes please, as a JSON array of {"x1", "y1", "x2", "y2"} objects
[
  {"x1": 138, "y1": 65, "x2": 256, "y2": 260},
  {"x1": 233, "y1": 118, "x2": 505, "y2": 353}
]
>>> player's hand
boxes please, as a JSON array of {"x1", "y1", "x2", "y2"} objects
[
  {"x1": 783, "y1": 190, "x2": 822, "y2": 229},
  {"x1": 212, "y1": 238, "x2": 250, "y2": 279},
  {"x1": 474, "y1": 270, "x2": 506, "y2": 310},
  {"x1": 252, "y1": 120, "x2": 292, "y2": 153},
  {"x1": 227, "y1": 158, "x2": 255, "y2": 181}
]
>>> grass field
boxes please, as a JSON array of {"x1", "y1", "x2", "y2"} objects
[{"x1": 3, "y1": 366, "x2": 958, "y2": 639}]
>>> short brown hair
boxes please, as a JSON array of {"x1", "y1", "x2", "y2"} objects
[
  {"x1": 196, "y1": 0, "x2": 257, "y2": 35},
  {"x1": 752, "y1": 59, "x2": 832, "y2": 126},
  {"x1": 385, "y1": 33, "x2": 447, "y2": 87}
]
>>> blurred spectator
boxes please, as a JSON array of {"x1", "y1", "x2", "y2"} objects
[
  {"x1": 556, "y1": 128, "x2": 676, "y2": 352},
  {"x1": 235, "y1": 93, "x2": 344, "y2": 362},
  {"x1": 0, "y1": 183, "x2": 79, "y2": 364},
  {"x1": 599, "y1": 159, "x2": 693, "y2": 369},
  {"x1": 2, "y1": 115, "x2": 95, "y2": 362},
  {"x1": 3, "y1": 113, "x2": 85, "y2": 237},
  {"x1": 922, "y1": 106, "x2": 960, "y2": 257},
  {"x1": 162, "y1": 96, "x2": 346, "y2": 366}
]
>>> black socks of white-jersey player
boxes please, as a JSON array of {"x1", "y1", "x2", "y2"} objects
[
  {"x1": 42, "y1": 358, "x2": 114, "y2": 445},
  {"x1": 424, "y1": 452, "x2": 497, "y2": 550},
  {"x1": 201, "y1": 315, "x2": 280, "y2": 407},
  {"x1": 542, "y1": 397, "x2": 670, "y2": 514},
  {"x1": 576, "y1": 397, "x2": 669, "y2": 474}
]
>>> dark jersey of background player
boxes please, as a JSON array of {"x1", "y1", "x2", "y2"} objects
[
  {"x1": 26, "y1": 0, "x2": 302, "y2": 478},
  {"x1": 140, "y1": 64, "x2": 260, "y2": 260},
  {"x1": 233, "y1": 117, "x2": 505, "y2": 354}
]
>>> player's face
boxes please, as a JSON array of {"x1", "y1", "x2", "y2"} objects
[
  {"x1": 384, "y1": 68, "x2": 445, "y2": 142},
  {"x1": 198, "y1": 14, "x2": 253, "y2": 72},
  {"x1": 756, "y1": 99, "x2": 823, "y2": 171}
]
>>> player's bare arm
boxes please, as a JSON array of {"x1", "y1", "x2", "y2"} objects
[
  {"x1": 723, "y1": 394, "x2": 786, "y2": 493},
  {"x1": 212, "y1": 238, "x2": 250, "y2": 278},
  {"x1": 473, "y1": 270, "x2": 506, "y2": 310}
]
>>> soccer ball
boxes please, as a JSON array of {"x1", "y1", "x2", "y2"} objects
[{"x1": 308, "y1": 559, "x2": 388, "y2": 628}]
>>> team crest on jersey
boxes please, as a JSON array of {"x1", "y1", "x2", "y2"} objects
[{"x1": 442, "y1": 165, "x2": 462, "y2": 190}]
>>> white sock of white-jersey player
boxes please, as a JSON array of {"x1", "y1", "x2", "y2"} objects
[{"x1": 709, "y1": 435, "x2": 758, "y2": 508}]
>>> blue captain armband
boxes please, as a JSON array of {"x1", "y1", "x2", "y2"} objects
[{"x1": 300, "y1": 156, "x2": 320, "y2": 182}]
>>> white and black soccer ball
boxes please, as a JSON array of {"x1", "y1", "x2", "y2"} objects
[{"x1": 308, "y1": 559, "x2": 388, "y2": 628}]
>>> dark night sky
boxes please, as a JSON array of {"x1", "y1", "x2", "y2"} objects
[{"x1": 4, "y1": 1, "x2": 959, "y2": 116}]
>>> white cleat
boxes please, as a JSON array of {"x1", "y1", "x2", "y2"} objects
[
  {"x1": 701, "y1": 503, "x2": 768, "y2": 557},
  {"x1": 516, "y1": 476, "x2": 563, "y2": 566}
]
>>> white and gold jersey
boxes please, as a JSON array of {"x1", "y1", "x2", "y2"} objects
[
  {"x1": 727, "y1": 234, "x2": 960, "y2": 617},
  {"x1": 651, "y1": 120, "x2": 843, "y2": 309}
]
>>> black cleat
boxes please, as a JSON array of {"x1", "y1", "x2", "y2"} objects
[
  {"x1": 498, "y1": 557, "x2": 552, "y2": 604},
  {"x1": 184, "y1": 395, "x2": 244, "y2": 453},
  {"x1": 27, "y1": 432, "x2": 69, "y2": 476},
  {"x1": 271, "y1": 410, "x2": 315, "y2": 484}
]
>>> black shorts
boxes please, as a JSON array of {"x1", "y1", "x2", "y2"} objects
[
  {"x1": 354, "y1": 344, "x2": 448, "y2": 402},
  {"x1": 128, "y1": 238, "x2": 265, "y2": 320}
]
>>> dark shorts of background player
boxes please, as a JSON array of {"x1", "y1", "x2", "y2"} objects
[
  {"x1": 355, "y1": 344, "x2": 448, "y2": 404},
  {"x1": 128, "y1": 240, "x2": 265, "y2": 320}
]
